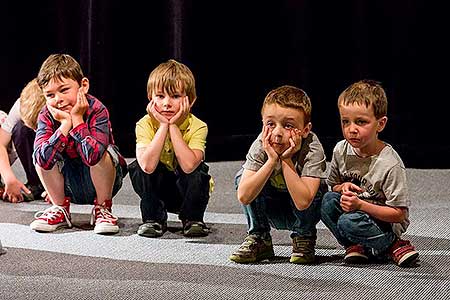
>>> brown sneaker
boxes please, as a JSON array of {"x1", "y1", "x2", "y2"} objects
[
  {"x1": 344, "y1": 244, "x2": 369, "y2": 264},
  {"x1": 389, "y1": 239, "x2": 419, "y2": 267},
  {"x1": 290, "y1": 236, "x2": 316, "y2": 264},
  {"x1": 229, "y1": 234, "x2": 275, "y2": 263}
]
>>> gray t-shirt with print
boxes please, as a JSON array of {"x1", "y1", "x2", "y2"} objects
[
  {"x1": 327, "y1": 140, "x2": 410, "y2": 236},
  {"x1": 243, "y1": 132, "x2": 327, "y2": 190}
]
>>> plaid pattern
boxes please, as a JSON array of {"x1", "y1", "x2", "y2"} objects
[{"x1": 33, "y1": 95, "x2": 126, "y2": 170}]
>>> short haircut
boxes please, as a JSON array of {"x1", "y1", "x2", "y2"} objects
[
  {"x1": 20, "y1": 78, "x2": 46, "y2": 130},
  {"x1": 147, "y1": 59, "x2": 196, "y2": 104},
  {"x1": 262, "y1": 85, "x2": 312, "y2": 124},
  {"x1": 338, "y1": 80, "x2": 387, "y2": 119},
  {"x1": 37, "y1": 54, "x2": 84, "y2": 89}
]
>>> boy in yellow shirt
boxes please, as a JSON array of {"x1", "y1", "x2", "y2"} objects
[{"x1": 128, "y1": 59, "x2": 212, "y2": 238}]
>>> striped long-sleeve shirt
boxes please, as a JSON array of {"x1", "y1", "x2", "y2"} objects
[{"x1": 33, "y1": 94, "x2": 126, "y2": 170}]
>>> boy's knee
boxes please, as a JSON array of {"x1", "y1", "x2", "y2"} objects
[
  {"x1": 337, "y1": 212, "x2": 366, "y2": 235},
  {"x1": 321, "y1": 192, "x2": 340, "y2": 210}
]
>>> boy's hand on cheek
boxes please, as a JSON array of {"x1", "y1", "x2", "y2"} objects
[
  {"x1": 148, "y1": 100, "x2": 169, "y2": 124},
  {"x1": 71, "y1": 87, "x2": 88, "y2": 125},
  {"x1": 262, "y1": 125, "x2": 278, "y2": 163},
  {"x1": 48, "y1": 104, "x2": 71, "y2": 124},
  {"x1": 280, "y1": 128, "x2": 302, "y2": 160},
  {"x1": 170, "y1": 96, "x2": 190, "y2": 126}
]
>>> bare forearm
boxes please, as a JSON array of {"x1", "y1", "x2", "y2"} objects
[
  {"x1": 137, "y1": 124, "x2": 168, "y2": 173},
  {"x1": 169, "y1": 125, "x2": 202, "y2": 173},
  {"x1": 0, "y1": 146, "x2": 16, "y2": 182},
  {"x1": 359, "y1": 201, "x2": 406, "y2": 223},
  {"x1": 237, "y1": 159, "x2": 277, "y2": 204},
  {"x1": 282, "y1": 159, "x2": 318, "y2": 210}
]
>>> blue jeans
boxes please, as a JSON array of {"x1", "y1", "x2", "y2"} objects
[
  {"x1": 61, "y1": 146, "x2": 125, "y2": 205},
  {"x1": 235, "y1": 169, "x2": 326, "y2": 239},
  {"x1": 321, "y1": 191, "x2": 396, "y2": 254}
]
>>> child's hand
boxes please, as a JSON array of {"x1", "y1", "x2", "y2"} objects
[
  {"x1": 71, "y1": 87, "x2": 88, "y2": 120},
  {"x1": 340, "y1": 182, "x2": 364, "y2": 194},
  {"x1": 147, "y1": 100, "x2": 169, "y2": 124},
  {"x1": 280, "y1": 128, "x2": 302, "y2": 160},
  {"x1": 340, "y1": 191, "x2": 362, "y2": 212},
  {"x1": 47, "y1": 104, "x2": 71, "y2": 125},
  {"x1": 262, "y1": 125, "x2": 278, "y2": 162},
  {"x1": 169, "y1": 96, "x2": 190, "y2": 126}
]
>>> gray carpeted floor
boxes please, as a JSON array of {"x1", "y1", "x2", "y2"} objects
[{"x1": 1, "y1": 159, "x2": 449, "y2": 300}]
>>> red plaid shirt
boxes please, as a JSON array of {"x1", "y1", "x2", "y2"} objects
[{"x1": 33, "y1": 94, "x2": 126, "y2": 170}]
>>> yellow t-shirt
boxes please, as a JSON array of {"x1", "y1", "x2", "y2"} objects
[{"x1": 135, "y1": 113, "x2": 208, "y2": 171}]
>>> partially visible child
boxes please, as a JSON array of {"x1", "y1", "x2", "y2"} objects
[
  {"x1": 128, "y1": 59, "x2": 212, "y2": 238},
  {"x1": 30, "y1": 54, "x2": 127, "y2": 234},
  {"x1": 321, "y1": 79, "x2": 419, "y2": 267},
  {"x1": 0, "y1": 79, "x2": 46, "y2": 202},
  {"x1": 229, "y1": 85, "x2": 328, "y2": 264}
]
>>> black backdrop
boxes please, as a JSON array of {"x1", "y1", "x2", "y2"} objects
[{"x1": 2, "y1": 0, "x2": 448, "y2": 168}]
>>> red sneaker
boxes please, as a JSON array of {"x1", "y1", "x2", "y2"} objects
[
  {"x1": 30, "y1": 205, "x2": 72, "y2": 232},
  {"x1": 91, "y1": 199, "x2": 119, "y2": 234},
  {"x1": 344, "y1": 244, "x2": 369, "y2": 264},
  {"x1": 389, "y1": 239, "x2": 419, "y2": 267}
]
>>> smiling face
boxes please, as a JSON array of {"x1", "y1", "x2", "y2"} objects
[
  {"x1": 339, "y1": 102, "x2": 387, "y2": 156},
  {"x1": 150, "y1": 87, "x2": 186, "y2": 120},
  {"x1": 262, "y1": 103, "x2": 310, "y2": 155},
  {"x1": 42, "y1": 77, "x2": 88, "y2": 113}
]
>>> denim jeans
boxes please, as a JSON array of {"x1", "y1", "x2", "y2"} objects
[
  {"x1": 61, "y1": 146, "x2": 125, "y2": 205},
  {"x1": 128, "y1": 160, "x2": 211, "y2": 223},
  {"x1": 235, "y1": 169, "x2": 326, "y2": 239},
  {"x1": 321, "y1": 191, "x2": 396, "y2": 253}
]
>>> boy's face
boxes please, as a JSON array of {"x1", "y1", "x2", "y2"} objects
[
  {"x1": 262, "y1": 103, "x2": 310, "y2": 155},
  {"x1": 42, "y1": 77, "x2": 88, "y2": 113},
  {"x1": 339, "y1": 103, "x2": 387, "y2": 153},
  {"x1": 150, "y1": 88, "x2": 187, "y2": 120}
]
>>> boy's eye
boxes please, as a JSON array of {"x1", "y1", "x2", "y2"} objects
[
  {"x1": 356, "y1": 120, "x2": 367, "y2": 125},
  {"x1": 341, "y1": 120, "x2": 349, "y2": 125},
  {"x1": 285, "y1": 123, "x2": 294, "y2": 129},
  {"x1": 266, "y1": 121, "x2": 275, "y2": 128},
  {"x1": 45, "y1": 93, "x2": 54, "y2": 99}
]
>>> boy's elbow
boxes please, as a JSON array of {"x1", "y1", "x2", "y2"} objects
[
  {"x1": 237, "y1": 191, "x2": 252, "y2": 205},
  {"x1": 141, "y1": 164, "x2": 156, "y2": 174}
]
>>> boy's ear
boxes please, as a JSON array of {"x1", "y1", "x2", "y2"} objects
[
  {"x1": 377, "y1": 116, "x2": 388, "y2": 133},
  {"x1": 301, "y1": 122, "x2": 312, "y2": 138},
  {"x1": 81, "y1": 77, "x2": 90, "y2": 94}
]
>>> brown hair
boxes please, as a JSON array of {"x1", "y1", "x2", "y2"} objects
[
  {"x1": 338, "y1": 80, "x2": 387, "y2": 119},
  {"x1": 262, "y1": 85, "x2": 312, "y2": 124},
  {"x1": 20, "y1": 79, "x2": 46, "y2": 130},
  {"x1": 147, "y1": 59, "x2": 196, "y2": 104},
  {"x1": 37, "y1": 54, "x2": 84, "y2": 89}
]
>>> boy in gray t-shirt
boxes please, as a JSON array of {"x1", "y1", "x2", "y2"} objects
[
  {"x1": 229, "y1": 85, "x2": 327, "y2": 265},
  {"x1": 321, "y1": 80, "x2": 419, "y2": 267}
]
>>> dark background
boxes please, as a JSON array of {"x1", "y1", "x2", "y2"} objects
[{"x1": 1, "y1": 0, "x2": 448, "y2": 168}]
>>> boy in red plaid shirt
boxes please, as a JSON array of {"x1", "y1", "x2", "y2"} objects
[{"x1": 30, "y1": 54, "x2": 127, "y2": 234}]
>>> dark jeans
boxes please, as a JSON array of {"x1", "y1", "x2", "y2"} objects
[
  {"x1": 235, "y1": 169, "x2": 327, "y2": 239},
  {"x1": 128, "y1": 160, "x2": 211, "y2": 223},
  {"x1": 61, "y1": 146, "x2": 125, "y2": 205},
  {"x1": 321, "y1": 191, "x2": 396, "y2": 254},
  {"x1": 11, "y1": 120, "x2": 40, "y2": 186}
]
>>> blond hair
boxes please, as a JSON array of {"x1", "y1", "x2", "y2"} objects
[
  {"x1": 262, "y1": 85, "x2": 312, "y2": 125},
  {"x1": 338, "y1": 80, "x2": 387, "y2": 119},
  {"x1": 147, "y1": 59, "x2": 197, "y2": 104},
  {"x1": 37, "y1": 54, "x2": 84, "y2": 89},
  {"x1": 20, "y1": 79, "x2": 46, "y2": 130}
]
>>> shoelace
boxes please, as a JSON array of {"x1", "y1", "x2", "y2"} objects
[
  {"x1": 34, "y1": 205, "x2": 72, "y2": 227},
  {"x1": 90, "y1": 205, "x2": 118, "y2": 225},
  {"x1": 239, "y1": 236, "x2": 258, "y2": 251}
]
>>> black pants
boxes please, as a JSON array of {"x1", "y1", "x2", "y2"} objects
[
  {"x1": 11, "y1": 121, "x2": 40, "y2": 186},
  {"x1": 128, "y1": 160, "x2": 211, "y2": 223}
]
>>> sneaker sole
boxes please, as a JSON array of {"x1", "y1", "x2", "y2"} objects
[
  {"x1": 229, "y1": 251, "x2": 275, "y2": 264},
  {"x1": 290, "y1": 254, "x2": 315, "y2": 264},
  {"x1": 344, "y1": 253, "x2": 369, "y2": 264},
  {"x1": 397, "y1": 251, "x2": 419, "y2": 267},
  {"x1": 94, "y1": 223, "x2": 119, "y2": 235},
  {"x1": 137, "y1": 228, "x2": 164, "y2": 238},
  {"x1": 30, "y1": 221, "x2": 70, "y2": 232}
]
